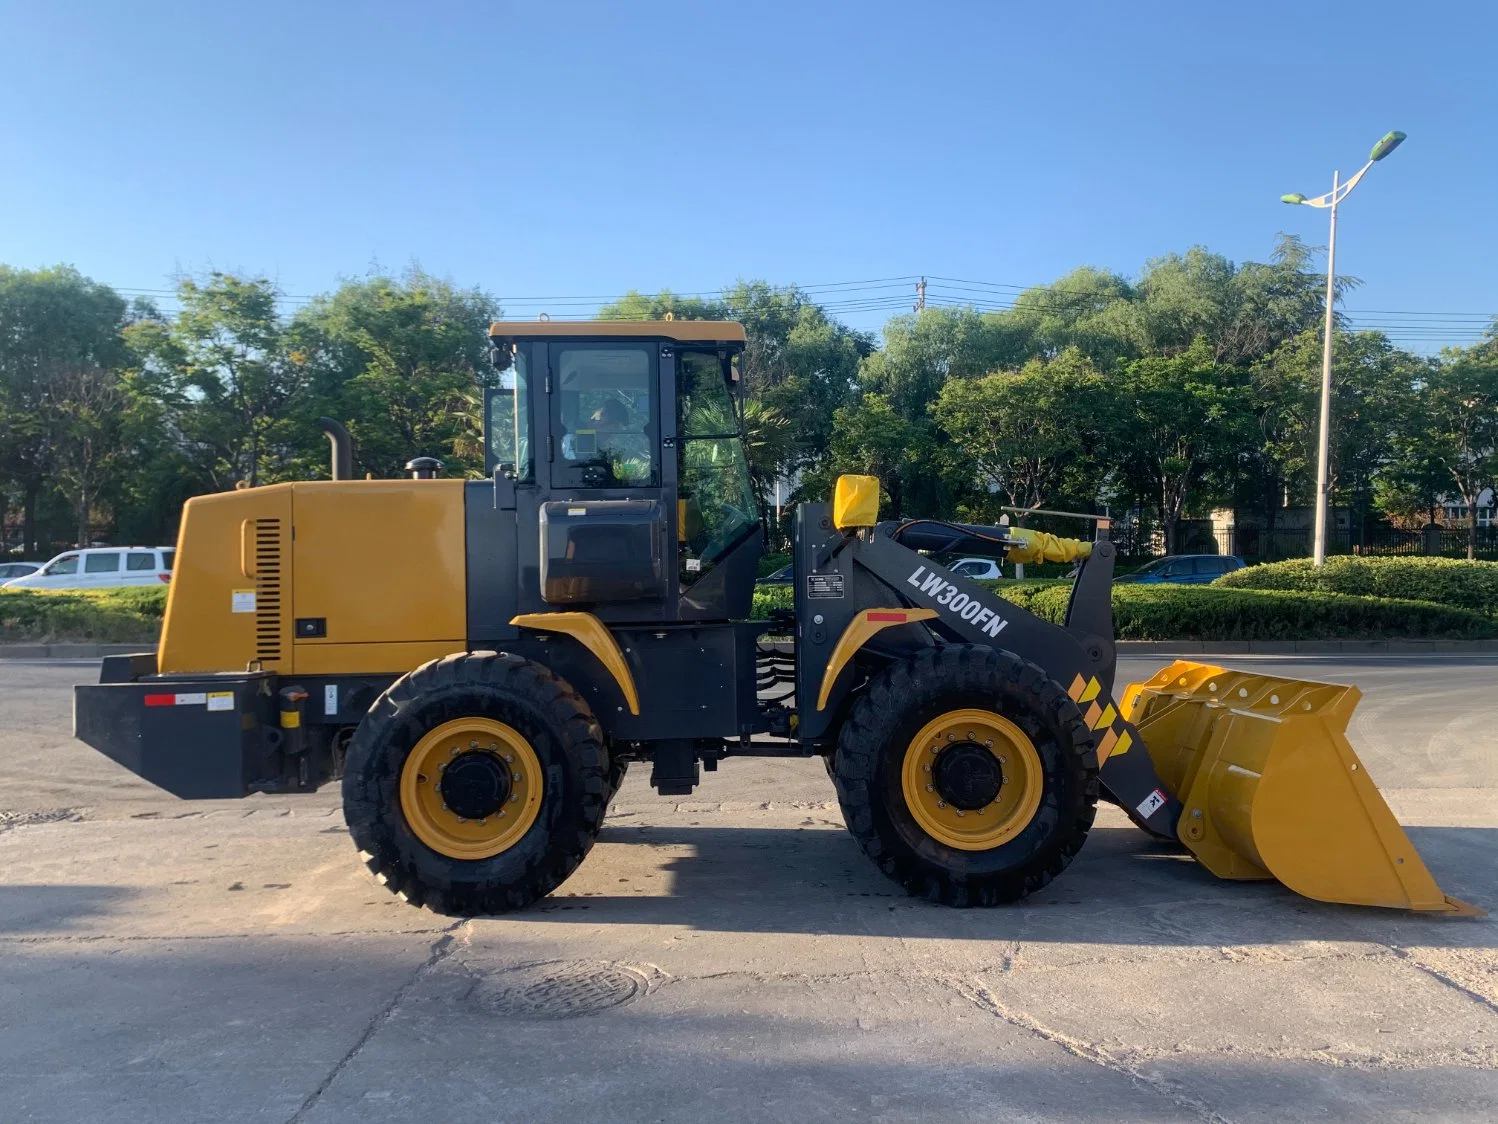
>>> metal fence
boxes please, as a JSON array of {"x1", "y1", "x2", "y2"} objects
[
  {"x1": 1104, "y1": 521, "x2": 1498, "y2": 563},
  {"x1": 1212, "y1": 525, "x2": 1498, "y2": 562}
]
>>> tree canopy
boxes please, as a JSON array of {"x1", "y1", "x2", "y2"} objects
[{"x1": 2, "y1": 245, "x2": 1494, "y2": 561}]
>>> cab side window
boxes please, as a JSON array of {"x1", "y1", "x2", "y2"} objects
[
  {"x1": 551, "y1": 345, "x2": 656, "y2": 489},
  {"x1": 84, "y1": 552, "x2": 121, "y2": 573},
  {"x1": 45, "y1": 554, "x2": 80, "y2": 575},
  {"x1": 127, "y1": 552, "x2": 156, "y2": 571}
]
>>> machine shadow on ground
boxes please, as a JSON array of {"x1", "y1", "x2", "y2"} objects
[
  {"x1": 0, "y1": 884, "x2": 139, "y2": 935},
  {"x1": 522, "y1": 822, "x2": 1498, "y2": 948}
]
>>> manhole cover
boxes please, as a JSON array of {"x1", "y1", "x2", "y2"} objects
[
  {"x1": 471, "y1": 960, "x2": 647, "y2": 1019},
  {"x1": 0, "y1": 809, "x2": 83, "y2": 832}
]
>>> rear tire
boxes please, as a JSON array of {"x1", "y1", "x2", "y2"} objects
[
  {"x1": 832, "y1": 646, "x2": 1098, "y2": 906},
  {"x1": 343, "y1": 651, "x2": 608, "y2": 915}
]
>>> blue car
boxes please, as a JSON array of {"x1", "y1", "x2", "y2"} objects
[{"x1": 1117, "y1": 554, "x2": 1245, "y2": 585}]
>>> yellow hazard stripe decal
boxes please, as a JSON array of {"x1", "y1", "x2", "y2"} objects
[
  {"x1": 1092, "y1": 703, "x2": 1117, "y2": 731},
  {"x1": 1068, "y1": 674, "x2": 1102, "y2": 703}
]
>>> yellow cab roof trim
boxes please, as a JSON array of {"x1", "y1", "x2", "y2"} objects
[{"x1": 487, "y1": 319, "x2": 746, "y2": 343}]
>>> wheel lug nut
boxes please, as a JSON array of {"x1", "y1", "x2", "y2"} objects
[
  {"x1": 985, "y1": 740, "x2": 993, "y2": 748},
  {"x1": 505, "y1": 754, "x2": 514, "y2": 763},
  {"x1": 923, "y1": 763, "x2": 931, "y2": 772},
  {"x1": 510, "y1": 793, "x2": 519, "y2": 802},
  {"x1": 956, "y1": 809, "x2": 964, "y2": 817},
  {"x1": 946, "y1": 733, "x2": 955, "y2": 742},
  {"x1": 937, "y1": 800, "x2": 946, "y2": 809},
  {"x1": 925, "y1": 784, "x2": 934, "y2": 792}
]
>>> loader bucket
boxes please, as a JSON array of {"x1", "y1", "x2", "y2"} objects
[{"x1": 1120, "y1": 661, "x2": 1482, "y2": 916}]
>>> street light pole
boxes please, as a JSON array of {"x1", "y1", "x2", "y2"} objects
[
  {"x1": 1313, "y1": 169, "x2": 1340, "y2": 567},
  {"x1": 1282, "y1": 130, "x2": 1405, "y2": 567}
]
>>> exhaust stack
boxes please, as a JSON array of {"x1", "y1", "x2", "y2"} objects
[{"x1": 318, "y1": 417, "x2": 352, "y2": 481}]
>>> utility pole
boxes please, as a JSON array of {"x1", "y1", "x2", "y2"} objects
[{"x1": 914, "y1": 277, "x2": 926, "y2": 312}]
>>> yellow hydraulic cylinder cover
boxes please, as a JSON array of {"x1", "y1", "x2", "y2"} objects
[{"x1": 1121, "y1": 661, "x2": 1481, "y2": 916}]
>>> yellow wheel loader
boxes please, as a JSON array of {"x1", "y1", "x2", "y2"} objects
[{"x1": 73, "y1": 320, "x2": 1479, "y2": 917}]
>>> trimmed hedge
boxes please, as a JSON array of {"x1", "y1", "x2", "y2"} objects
[
  {"x1": 10, "y1": 575, "x2": 1487, "y2": 646},
  {"x1": 1215, "y1": 555, "x2": 1498, "y2": 616},
  {"x1": 0, "y1": 586, "x2": 167, "y2": 643},
  {"x1": 749, "y1": 576, "x2": 1495, "y2": 640}
]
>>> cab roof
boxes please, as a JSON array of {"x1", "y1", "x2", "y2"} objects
[{"x1": 487, "y1": 319, "x2": 746, "y2": 344}]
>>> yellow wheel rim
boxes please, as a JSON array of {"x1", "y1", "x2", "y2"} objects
[
  {"x1": 900, "y1": 708, "x2": 1043, "y2": 851},
  {"x1": 399, "y1": 717, "x2": 543, "y2": 860}
]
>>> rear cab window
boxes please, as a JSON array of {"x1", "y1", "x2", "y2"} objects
[
  {"x1": 161, "y1": 549, "x2": 175, "y2": 572},
  {"x1": 126, "y1": 552, "x2": 156, "y2": 571}
]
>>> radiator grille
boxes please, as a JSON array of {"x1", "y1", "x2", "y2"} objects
[{"x1": 254, "y1": 518, "x2": 284, "y2": 666}]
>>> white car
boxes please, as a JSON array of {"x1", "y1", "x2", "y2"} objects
[
  {"x1": 948, "y1": 557, "x2": 1004, "y2": 580},
  {"x1": 2, "y1": 546, "x2": 175, "y2": 590}
]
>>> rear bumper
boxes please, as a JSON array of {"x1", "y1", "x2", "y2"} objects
[{"x1": 73, "y1": 656, "x2": 285, "y2": 798}]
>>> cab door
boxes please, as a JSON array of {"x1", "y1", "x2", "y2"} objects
[{"x1": 535, "y1": 339, "x2": 672, "y2": 622}]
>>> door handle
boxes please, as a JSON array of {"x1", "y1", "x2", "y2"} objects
[{"x1": 240, "y1": 520, "x2": 257, "y2": 578}]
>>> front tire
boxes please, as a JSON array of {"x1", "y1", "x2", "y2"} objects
[
  {"x1": 832, "y1": 646, "x2": 1098, "y2": 906},
  {"x1": 343, "y1": 651, "x2": 608, "y2": 914}
]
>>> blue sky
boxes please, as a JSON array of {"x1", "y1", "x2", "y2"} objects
[{"x1": 2, "y1": 1, "x2": 1494, "y2": 349}]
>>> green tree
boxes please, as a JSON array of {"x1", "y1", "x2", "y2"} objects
[
  {"x1": 128, "y1": 274, "x2": 305, "y2": 489},
  {"x1": 1110, "y1": 338, "x2": 1245, "y2": 552},
  {"x1": 1419, "y1": 346, "x2": 1498, "y2": 559},
  {"x1": 992, "y1": 266, "x2": 1141, "y2": 368},
  {"x1": 815, "y1": 393, "x2": 926, "y2": 517},
  {"x1": 0, "y1": 266, "x2": 130, "y2": 553},
  {"x1": 289, "y1": 270, "x2": 501, "y2": 478},
  {"x1": 1256, "y1": 328, "x2": 1421, "y2": 540},
  {"x1": 932, "y1": 348, "x2": 1103, "y2": 517}
]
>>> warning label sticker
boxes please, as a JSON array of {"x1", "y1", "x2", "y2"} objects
[
  {"x1": 806, "y1": 572, "x2": 845, "y2": 599},
  {"x1": 231, "y1": 589, "x2": 256, "y2": 613},
  {"x1": 206, "y1": 692, "x2": 234, "y2": 712},
  {"x1": 1135, "y1": 788, "x2": 1168, "y2": 818}
]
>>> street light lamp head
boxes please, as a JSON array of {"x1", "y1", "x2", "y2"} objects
[
  {"x1": 1369, "y1": 131, "x2": 1406, "y2": 162},
  {"x1": 1281, "y1": 193, "x2": 1308, "y2": 205}
]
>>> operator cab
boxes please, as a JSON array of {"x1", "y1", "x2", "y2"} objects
[{"x1": 483, "y1": 320, "x2": 761, "y2": 624}]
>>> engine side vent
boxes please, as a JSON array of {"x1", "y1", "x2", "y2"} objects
[{"x1": 254, "y1": 518, "x2": 284, "y2": 666}]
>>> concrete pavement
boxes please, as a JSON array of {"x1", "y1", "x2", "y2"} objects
[{"x1": 2, "y1": 656, "x2": 1496, "y2": 1122}]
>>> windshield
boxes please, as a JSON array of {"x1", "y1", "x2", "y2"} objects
[{"x1": 677, "y1": 349, "x2": 758, "y2": 582}]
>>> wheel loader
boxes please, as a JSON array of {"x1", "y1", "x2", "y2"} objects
[{"x1": 73, "y1": 319, "x2": 1479, "y2": 916}]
